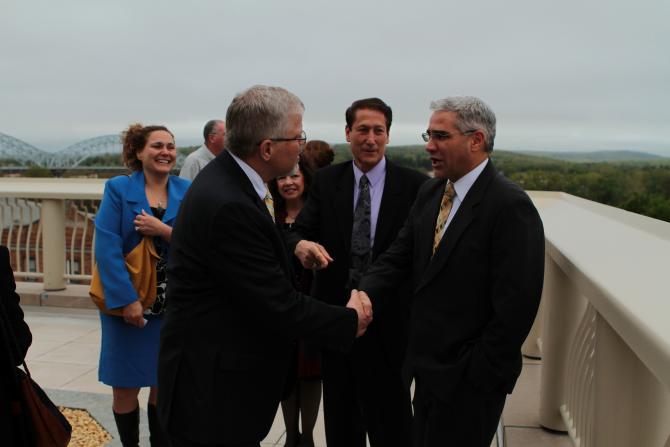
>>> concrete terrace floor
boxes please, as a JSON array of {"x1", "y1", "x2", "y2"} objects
[{"x1": 20, "y1": 304, "x2": 571, "y2": 447}]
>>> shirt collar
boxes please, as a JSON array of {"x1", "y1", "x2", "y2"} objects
[
  {"x1": 228, "y1": 151, "x2": 267, "y2": 200},
  {"x1": 452, "y1": 158, "x2": 488, "y2": 201},
  {"x1": 353, "y1": 156, "x2": 386, "y2": 187},
  {"x1": 200, "y1": 144, "x2": 216, "y2": 161}
]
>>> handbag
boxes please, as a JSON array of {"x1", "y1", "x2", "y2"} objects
[
  {"x1": 0, "y1": 297, "x2": 71, "y2": 446},
  {"x1": 89, "y1": 236, "x2": 160, "y2": 316},
  {"x1": 15, "y1": 364, "x2": 72, "y2": 447}
]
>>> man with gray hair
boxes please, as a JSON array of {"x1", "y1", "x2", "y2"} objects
[
  {"x1": 179, "y1": 119, "x2": 226, "y2": 180},
  {"x1": 159, "y1": 85, "x2": 372, "y2": 446},
  {"x1": 357, "y1": 96, "x2": 545, "y2": 446}
]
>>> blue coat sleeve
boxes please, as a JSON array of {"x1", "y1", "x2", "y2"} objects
[{"x1": 95, "y1": 178, "x2": 138, "y2": 310}]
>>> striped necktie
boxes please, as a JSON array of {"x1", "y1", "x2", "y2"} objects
[
  {"x1": 264, "y1": 187, "x2": 275, "y2": 222},
  {"x1": 432, "y1": 181, "x2": 456, "y2": 255}
]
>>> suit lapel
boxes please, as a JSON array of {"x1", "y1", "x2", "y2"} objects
[
  {"x1": 219, "y1": 151, "x2": 291, "y2": 272},
  {"x1": 125, "y1": 172, "x2": 186, "y2": 224},
  {"x1": 127, "y1": 171, "x2": 149, "y2": 216},
  {"x1": 163, "y1": 177, "x2": 183, "y2": 224},
  {"x1": 415, "y1": 179, "x2": 447, "y2": 277},
  {"x1": 373, "y1": 161, "x2": 402, "y2": 258},
  {"x1": 334, "y1": 163, "x2": 355, "y2": 255},
  {"x1": 219, "y1": 151, "x2": 274, "y2": 223},
  {"x1": 415, "y1": 161, "x2": 497, "y2": 293}
]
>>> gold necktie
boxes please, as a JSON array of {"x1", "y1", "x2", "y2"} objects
[
  {"x1": 264, "y1": 188, "x2": 275, "y2": 222},
  {"x1": 433, "y1": 182, "x2": 456, "y2": 255}
]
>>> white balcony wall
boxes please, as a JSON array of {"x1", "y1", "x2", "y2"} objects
[
  {"x1": 0, "y1": 178, "x2": 104, "y2": 289},
  {"x1": 2, "y1": 178, "x2": 670, "y2": 446},
  {"x1": 532, "y1": 192, "x2": 670, "y2": 447}
]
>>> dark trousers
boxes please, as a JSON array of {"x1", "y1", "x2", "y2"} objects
[
  {"x1": 412, "y1": 378, "x2": 506, "y2": 447},
  {"x1": 321, "y1": 335, "x2": 413, "y2": 447},
  {"x1": 167, "y1": 433, "x2": 259, "y2": 447}
]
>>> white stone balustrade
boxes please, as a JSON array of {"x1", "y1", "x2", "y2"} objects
[
  {"x1": 0, "y1": 177, "x2": 104, "y2": 290},
  {"x1": 532, "y1": 191, "x2": 670, "y2": 447},
  {"x1": 2, "y1": 178, "x2": 670, "y2": 446}
]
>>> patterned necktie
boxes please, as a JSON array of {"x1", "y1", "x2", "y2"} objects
[
  {"x1": 264, "y1": 187, "x2": 275, "y2": 222},
  {"x1": 432, "y1": 181, "x2": 456, "y2": 255},
  {"x1": 348, "y1": 174, "x2": 371, "y2": 288}
]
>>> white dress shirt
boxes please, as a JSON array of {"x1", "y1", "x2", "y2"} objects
[
  {"x1": 352, "y1": 157, "x2": 387, "y2": 248},
  {"x1": 229, "y1": 152, "x2": 267, "y2": 201},
  {"x1": 439, "y1": 158, "x2": 489, "y2": 238}
]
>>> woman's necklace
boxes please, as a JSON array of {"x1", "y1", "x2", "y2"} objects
[
  {"x1": 285, "y1": 200, "x2": 303, "y2": 223},
  {"x1": 146, "y1": 186, "x2": 167, "y2": 210},
  {"x1": 285, "y1": 211, "x2": 298, "y2": 223}
]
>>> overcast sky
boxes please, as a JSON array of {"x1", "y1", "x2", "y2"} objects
[{"x1": 1, "y1": 0, "x2": 668, "y2": 155}]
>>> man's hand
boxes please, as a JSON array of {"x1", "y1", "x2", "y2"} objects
[
  {"x1": 347, "y1": 289, "x2": 373, "y2": 337},
  {"x1": 294, "y1": 240, "x2": 333, "y2": 270},
  {"x1": 356, "y1": 290, "x2": 373, "y2": 319},
  {"x1": 122, "y1": 300, "x2": 146, "y2": 328}
]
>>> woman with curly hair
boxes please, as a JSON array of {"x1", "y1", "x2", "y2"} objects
[{"x1": 95, "y1": 123, "x2": 190, "y2": 446}]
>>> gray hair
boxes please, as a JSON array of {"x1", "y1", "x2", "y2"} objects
[
  {"x1": 225, "y1": 85, "x2": 304, "y2": 159},
  {"x1": 430, "y1": 96, "x2": 496, "y2": 152}
]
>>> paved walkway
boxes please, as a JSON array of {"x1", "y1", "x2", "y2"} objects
[{"x1": 22, "y1": 305, "x2": 571, "y2": 447}]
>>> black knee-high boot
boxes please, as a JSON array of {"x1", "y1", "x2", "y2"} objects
[
  {"x1": 147, "y1": 403, "x2": 166, "y2": 447},
  {"x1": 113, "y1": 406, "x2": 140, "y2": 447}
]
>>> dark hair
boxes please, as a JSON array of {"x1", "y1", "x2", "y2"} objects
[
  {"x1": 121, "y1": 123, "x2": 173, "y2": 172},
  {"x1": 269, "y1": 157, "x2": 314, "y2": 218},
  {"x1": 302, "y1": 140, "x2": 334, "y2": 171},
  {"x1": 203, "y1": 119, "x2": 223, "y2": 141},
  {"x1": 345, "y1": 97, "x2": 392, "y2": 132}
]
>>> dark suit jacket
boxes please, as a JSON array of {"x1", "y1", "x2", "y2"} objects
[
  {"x1": 359, "y1": 161, "x2": 544, "y2": 402},
  {"x1": 158, "y1": 151, "x2": 358, "y2": 445},
  {"x1": 287, "y1": 159, "x2": 428, "y2": 363}
]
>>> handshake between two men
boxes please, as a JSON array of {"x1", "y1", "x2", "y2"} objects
[{"x1": 295, "y1": 240, "x2": 373, "y2": 337}]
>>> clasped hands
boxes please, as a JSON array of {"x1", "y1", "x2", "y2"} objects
[
  {"x1": 346, "y1": 289, "x2": 373, "y2": 337},
  {"x1": 294, "y1": 241, "x2": 372, "y2": 336}
]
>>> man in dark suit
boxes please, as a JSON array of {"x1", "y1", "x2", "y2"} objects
[
  {"x1": 158, "y1": 85, "x2": 372, "y2": 447},
  {"x1": 358, "y1": 96, "x2": 545, "y2": 447},
  {"x1": 287, "y1": 98, "x2": 428, "y2": 447}
]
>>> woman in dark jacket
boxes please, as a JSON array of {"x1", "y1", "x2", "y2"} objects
[
  {"x1": 269, "y1": 143, "x2": 334, "y2": 447},
  {"x1": 0, "y1": 245, "x2": 33, "y2": 445}
]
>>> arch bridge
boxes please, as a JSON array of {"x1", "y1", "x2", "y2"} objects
[{"x1": 0, "y1": 132, "x2": 184, "y2": 169}]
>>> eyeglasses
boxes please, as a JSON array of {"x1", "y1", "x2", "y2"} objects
[
  {"x1": 421, "y1": 129, "x2": 476, "y2": 142},
  {"x1": 263, "y1": 130, "x2": 307, "y2": 145}
]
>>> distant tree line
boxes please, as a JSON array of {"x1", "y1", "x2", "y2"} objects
[
  {"x1": 6, "y1": 144, "x2": 669, "y2": 222},
  {"x1": 333, "y1": 146, "x2": 670, "y2": 223},
  {"x1": 495, "y1": 154, "x2": 670, "y2": 222}
]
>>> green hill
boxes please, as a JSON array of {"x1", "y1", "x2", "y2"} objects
[
  {"x1": 513, "y1": 150, "x2": 670, "y2": 164},
  {"x1": 331, "y1": 146, "x2": 670, "y2": 222}
]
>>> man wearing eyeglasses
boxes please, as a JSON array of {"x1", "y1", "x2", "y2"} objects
[
  {"x1": 179, "y1": 119, "x2": 226, "y2": 180},
  {"x1": 287, "y1": 98, "x2": 428, "y2": 447},
  {"x1": 356, "y1": 96, "x2": 545, "y2": 447},
  {"x1": 159, "y1": 85, "x2": 372, "y2": 447}
]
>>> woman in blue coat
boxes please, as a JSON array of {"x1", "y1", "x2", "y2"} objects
[{"x1": 95, "y1": 123, "x2": 190, "y2": 446}]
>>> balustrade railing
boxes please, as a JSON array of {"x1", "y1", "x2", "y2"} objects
[
  {"x1": 2, "y1": 178, "x2": 670, "y2": 446},
  {"x1": 531, "y1": 191, "x2": 670, "y2": 447},
  {"x1": 0, "y1": 178, "x2": 104, "y2": 290}
]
